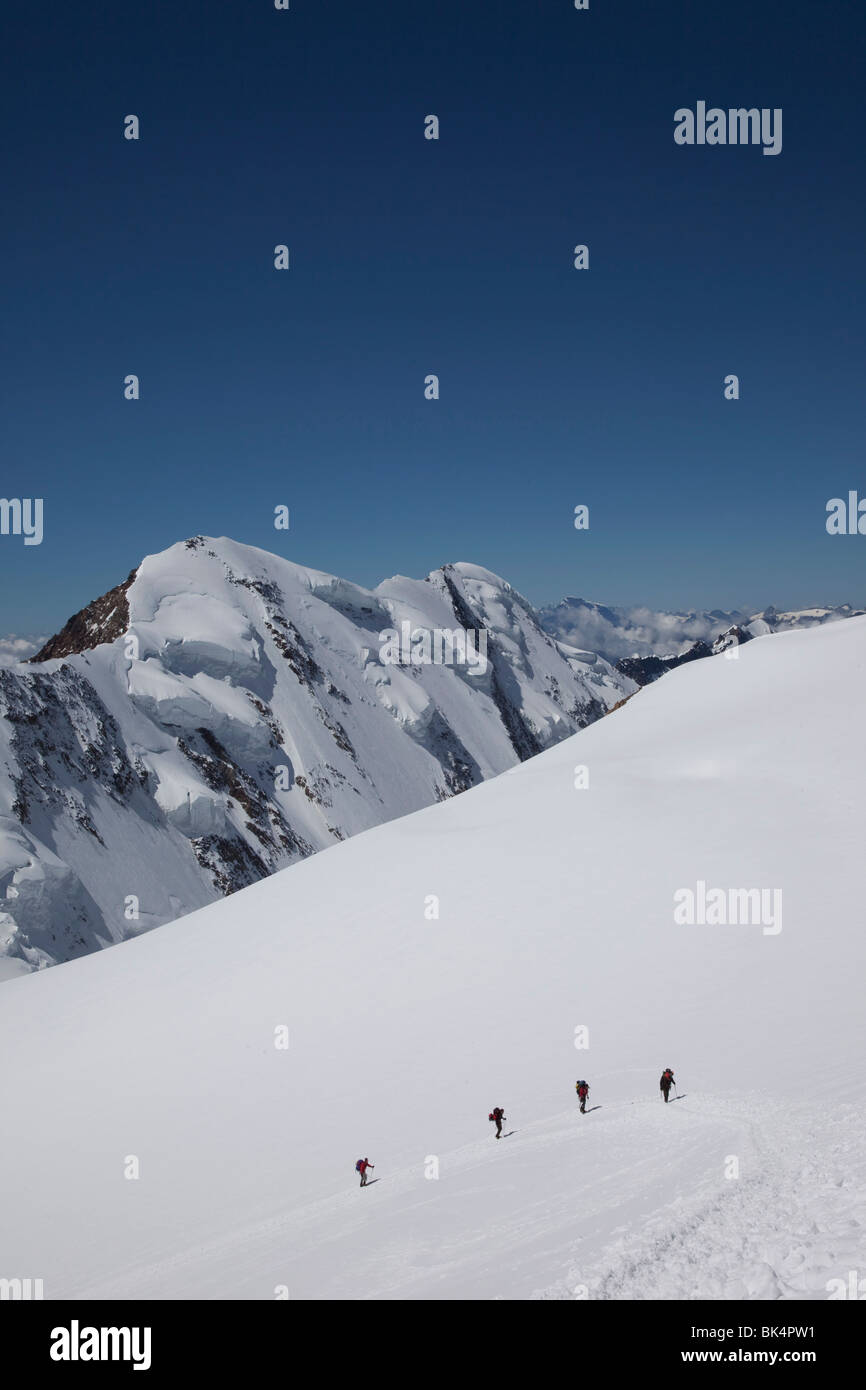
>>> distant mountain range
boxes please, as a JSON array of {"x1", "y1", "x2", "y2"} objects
[{"x1": 538, "y1": 597, "x2": 865, "y2": 667}]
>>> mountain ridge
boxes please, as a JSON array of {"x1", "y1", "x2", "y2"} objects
[{"x1": 0, "y1": 537, "x2": 632, "y2": 975}]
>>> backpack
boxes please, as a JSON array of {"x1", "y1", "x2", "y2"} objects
[
  {"x1": 488, "y1": 1112, "x2": 495, "y2": 1121},
  {"x1": 355, "y1": 1159, "x2": 365, "y2": 1172}
]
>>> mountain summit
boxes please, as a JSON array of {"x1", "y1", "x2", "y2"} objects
[{"x1": 0, "y1": 537, "x2": 632, "y2": 974}]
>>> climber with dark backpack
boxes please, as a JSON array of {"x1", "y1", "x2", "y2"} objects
[{"x1": 489, "y1": 1107, "x2": 506, "y2": 1139}]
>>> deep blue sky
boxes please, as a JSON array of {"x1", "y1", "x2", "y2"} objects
[{"x1": 2, "y1": 0, "x2": 864, "y2": 635}]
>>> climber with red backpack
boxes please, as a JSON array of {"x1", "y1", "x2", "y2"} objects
[
  {"x1": 659, "y1": 1068, "x2": 676, "y2": 1103},
  {"x1": 489, "y1": 1106, "x2": 506, "y2": 1139},
  {"x1": 575, "y1": 1079, "x2": 590, "y2": 1113},
  {"x1": 356, "y1": 1156, "x2": 375, "y2": 1186}
]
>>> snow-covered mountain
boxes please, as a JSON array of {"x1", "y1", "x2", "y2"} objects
[
  {"x1": 540, "y1": 596, "x2": 864, "y2": 663},
  {"x1": 0, "y1": 537, "x2": 632, "y2": 976},
  {"x1": 1, "y1": 615, "x2": 863, "y2": 1299}
]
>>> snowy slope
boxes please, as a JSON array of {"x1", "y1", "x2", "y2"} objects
[
  {"x1": 0, "y1": 538, "x2": 631, "y2": 973},
  {"x1": 0, "y1": 616, "x2": 863, "y2": 1300}
]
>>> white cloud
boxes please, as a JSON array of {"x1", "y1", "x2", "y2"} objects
[
  {"x1": 541, "y1": 601, "x2": 744, "y2": 662},
  {"x1": 0, "y1": 635, "x2": 44, "y2": 667}
]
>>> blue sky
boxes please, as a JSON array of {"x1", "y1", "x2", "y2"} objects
[{"x1": 1, "y1": 0, "x2": 864, "y2": 636}]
